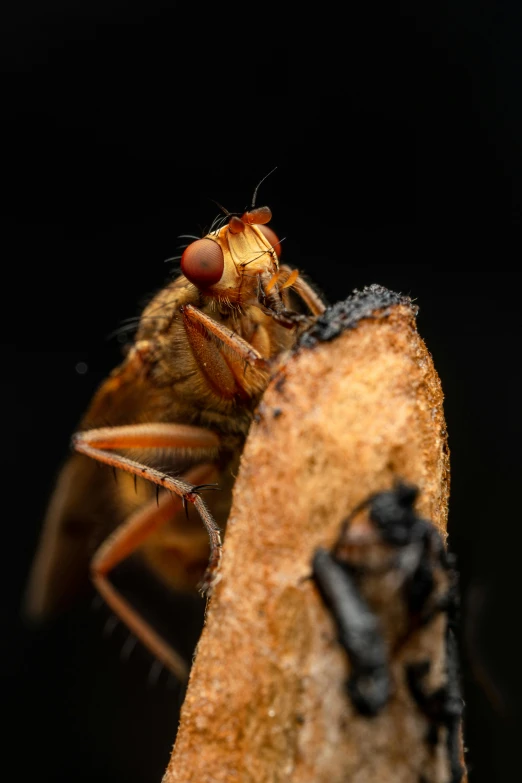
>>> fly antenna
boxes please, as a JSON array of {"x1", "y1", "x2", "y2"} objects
[
  {"x1": 251, "y1": 166, "x2": 278, "y2": 208},
  {"x1": 210, "y1": 199, "x2": 231, "y2": 216}
]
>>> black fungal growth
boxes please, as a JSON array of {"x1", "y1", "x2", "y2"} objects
[
  {"x1": 299, "y1": 284, "x2": 414, "y2": 348},
  {"x1": 368, "y1": 481, "x2": 421, "y2": 546},
  {"x1": 407, "y1": 632, "x2": 464, "y2": 783},
  {"x1": 312, "y1": 548, "x2": 390, "y2": 717},
  {"x1": 312, "y1": 483, "x2": 464, "y2": 782}
]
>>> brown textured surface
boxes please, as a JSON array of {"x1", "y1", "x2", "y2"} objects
[{"x1": 164, "y1": 302, "x2": 459, "y2": 783}]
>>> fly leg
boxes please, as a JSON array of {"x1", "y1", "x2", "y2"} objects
[
  {"x1": 73, "y1": 423, "x2": 223, "y2": 587},
  {"x1": 279, "y1": 264, "x2": 327, "y2": 316},
  {"x1": 181, "y1": 303, "x2": 271, "y2": 399},
  {"x1": 91, "y1": 463, "x2": 214, "y2": 680}
]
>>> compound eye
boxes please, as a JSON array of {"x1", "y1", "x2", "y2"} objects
[
  {"x1": 258, "y1": 225, "x2": 282, "y2": 258},
  {"x1": 181, "y1": 239, "x2": 224, "y2": 287}
]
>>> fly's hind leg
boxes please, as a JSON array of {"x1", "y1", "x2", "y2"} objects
[
  {"x1": 91, "y1": 464, "x2": 214, "y2": 680},
  {"x1": 73, "y1": 423, "x2": 223, "y2": 589}
]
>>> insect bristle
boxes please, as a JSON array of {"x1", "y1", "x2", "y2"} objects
[
  {"x1": 148, "y1": 659, "x2": 164, "y2": 687},
  {"x1": 106, "y1": 314, "x2": 174, "y2": 342},
  {"x1": 240, "y1": 247, "x2": 275, "y2": 268},
  {"x1": 208, "y1": 213, "x2": 230, "y2": 235},
  {"x1": 120, "y1": 634, "x2": 138, "y2": 663},
  {"x1": 103, "y1": 614, "x2": 119, "y2": 638}
]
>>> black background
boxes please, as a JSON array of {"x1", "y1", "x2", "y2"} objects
[{"x1": 5, "y1": 2, "x2": 522, "y2": 782}]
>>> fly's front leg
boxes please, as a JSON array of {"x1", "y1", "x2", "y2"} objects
[
  {"x1": 258, "y1": 266, "x2": 326, "y2": 328},
  {"x1": 181, "y1": 304, "x2": 270, "y2": 399},
  {"x1": 73, "y1": 423, "x2": 223, "y2": 588},
  {"x1": 278, "y1": 264, "x2": 327, "y2": 316},
  {"x1": 91, "y1": 462, "x2": 214, "y2": 680}
]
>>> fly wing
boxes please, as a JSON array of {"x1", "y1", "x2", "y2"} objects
[
  {"x1": 24, "y1": 341, "x2": 165, "y2": 621},
  {"x1": 24, "y1": 453, "x2": 117, "y2": 618}
]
